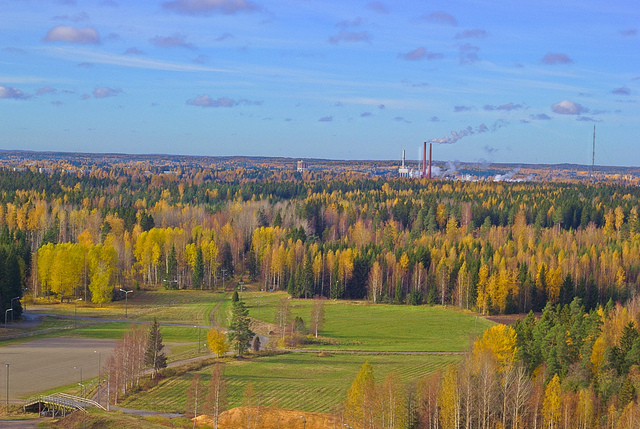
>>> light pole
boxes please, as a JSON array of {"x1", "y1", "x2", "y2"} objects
[
  {"x1": 4, "y1": 309, "x2": 12, "y2": 334},
  {"x1": 10, "y1": 297, "x2": 19, "y2": 323},
  {"x1": 119, "y1": 289, "x2": 132, "y2": 318},
  {"x1": 301, "y1": 416, "x2": 306, "y2": 429},
  {"x1": 78, "y1": 383, "x2": 86, "y2": 429},
  {"x1": 5, "y1": 363, "x2": 9, "y2": 414},
  {"x1": 94, "y1": 350, "x2": 101, "y2": 404},
  {"x1": 194, "y1": 326, "x2": 201, "y2": 352},
  {"x1": 74, "y1": 298, "x2": 82, "y2": 329}
]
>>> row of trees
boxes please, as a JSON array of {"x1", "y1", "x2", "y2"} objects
[
  {"x1": 338, "y1": 298, "x2": 640, "y2": 428},
  {"x1": 103, "y1": 319, "x2": 166, "y2": 405}
]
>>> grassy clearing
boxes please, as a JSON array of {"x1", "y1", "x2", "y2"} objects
[
  {"x1": 242, "y1": 294, "x2": 493, "y2": 352},
  {"x1": 29, "y1": 289, "x2": 227, "y2": 326},
  {"x1": 66, "y1": 321, "x2": 203, "y2": 344},
  {"x1": 121, "y1": 352, "x2": 460, "y2": 414}
]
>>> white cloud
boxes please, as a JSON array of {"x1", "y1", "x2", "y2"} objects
[
  {"x1": 551, "y1": 100, "x2": 588, "y2": 115},
  {"x1": 93, "y1": 87, "x2": 122, "y2": 98},
  {"x1": 0, "y1": 85, "x2": 29, "y2": 99},
  {"x1": 43, "y1": 26, "x2": 100, "y2": 44}
]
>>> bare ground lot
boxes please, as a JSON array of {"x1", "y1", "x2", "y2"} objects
[{"x1": 0, "y1": 337, "x2": 115, "y2": 402}]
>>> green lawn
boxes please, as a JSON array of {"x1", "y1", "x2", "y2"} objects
[
  {"x1": 121, "y1": 352, "x2": 460, "y2": 414},
  {"x1": 29, "y1": 289, "x2": 227, "y2": 326},
  {"x1": 243, "y1": 294, "x2": 493, "y2": 352}
]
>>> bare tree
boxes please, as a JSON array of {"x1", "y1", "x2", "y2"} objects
[
  {"x1": 309, "y1": 296, "x2": 325, "y2": 338},
  {"x1": 204, "y1": 362, "x2": 227, "y2": 429}
]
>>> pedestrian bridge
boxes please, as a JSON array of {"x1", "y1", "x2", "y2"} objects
[{"x1": 24, "y1": 392, "x2": 106, "y2": 416}]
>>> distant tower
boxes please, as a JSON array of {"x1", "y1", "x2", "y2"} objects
[
  {"x1": 590, "y1": 125, "x2": 595, "y2": 178},
  {"x1": 398, "y1": 150, "x2": 410, "y2": 177},
  {"x1": 297, "y1": 160, "x2": 307, "y2": 172}
]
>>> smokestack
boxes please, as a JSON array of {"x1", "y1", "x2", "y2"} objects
[
  {"x1": 422, "y1": 142, "x2": 426, "y2": 178},
  {"x1": 428, "y1": 143, "x2": 432, "y2": 179},
  {"x1": 402, "y1": 149, "x2": 405, "y2": 168}
]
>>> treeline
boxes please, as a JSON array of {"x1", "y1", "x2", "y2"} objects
[
  {"x1": 0, "y1": 227, "x2": 30, "y2": 317},
  {"x1": 0, "y1": 166, "x2": 638, "y2": 312}
]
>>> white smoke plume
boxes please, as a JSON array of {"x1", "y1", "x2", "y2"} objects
[
  {"x1": 429, "y1": 121, "x2": 502, "y2": 144},
  {"x1": 493, "y1": 167, "x2": 521, "y2": 182}
]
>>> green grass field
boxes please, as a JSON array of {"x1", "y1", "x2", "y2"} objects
[
  {"x1": 17, "y1": 286, "x2": 496, "y2": 416},
  {"x1": 30, "y1": 288, "x2": 227, "y2": 326},
  {"x1": 121, "y1": 352, "x2": 460, "y2": 414},
  {"x1": 241, "y1": 293, "x2": 493, "y2": 352}
]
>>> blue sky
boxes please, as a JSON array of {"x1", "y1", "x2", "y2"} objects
[{"x1": 0, "y1": 0, "x2": 638, "y2": 166}]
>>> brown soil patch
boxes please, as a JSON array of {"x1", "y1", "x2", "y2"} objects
[
  {"x1": 196, "y1": 406, "x2": 339, "y2": 429},
  {"x1": 485, "y1": 312, "x2": 540, "y2": 326}
]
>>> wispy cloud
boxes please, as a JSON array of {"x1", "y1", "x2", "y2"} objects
[
  {"x1": 577, "y1": 116, "x2": 599, "y2": 122},
  {"x1": 541, "y1": 52, "x2": 572, "y2": 65},
  {"x1": 40, "y1": 47, "x2": 227, "y2": 72},
  {"x1": 52, "y1": 11, "x2": 90, "y2": 22},
  {"x1": 454, "y1": 105, "x2": 474, "y2": 112},
  {"x1": 366, "y1": 1, "x2": 388, "y2": 14},
  {"x1": 149, "y1": 33, "x2": 195, "y2": 49},
  {"x1": 360, "y1": 112, "x2": 372, "y2": 117},
  {"x1": 328, "y1": 31, "x2": 371, "y2": 44},
  {"x1": 611, "y1": 86, "x2": 631, "y2": 95},
  {"x1": 551, "y1": 100, "x2": 588, "y2": 114},
  {"x1": 36, "y1": 86, "x2": 56, "y2": 95},
  {"x1": 455, "y1": 29, "x2": 488, "y2": 39},
  {"x1": 43, "y1": 26, "x2": 100, "y2": 44},
  {"x1": 419, "y1": 11, "x2": 457, "y2": 26},
  {"x1": 162, "y1": 0, "x2": 257, "y2": 15},
  {"x1": 215, "y1": 32, "x2": 234, "y2": 42},
  {"x1": 530, "y1": 113, "x2": 551, "y2": 120},
  {"x1": 398, "y1": 47, "x2": 443, "y2": 61},
  {"x1": 620, "y1": 29, "x2": 637, "y2": 37},
  {"x1": 93, "y1": 87, "x2": 121, "y2": 98},
  {"x1": 336, "y1": 17, "x2": 363, "y2": 28},
  {"x1": 459, "y1": 43, "x2": 480, "y2": 64},
  {"x1": 186, "y1": 95, "x2": 260, "y2": 107},
  {"x1": 484, "y1": 102, "x2": 522, "y2": 111},
  {"x1": 318, "y1": 116, "x2": 333, "y2": 122},
  {"x1": 124, "y1": 47, "x2": 144, "y2": 55}
]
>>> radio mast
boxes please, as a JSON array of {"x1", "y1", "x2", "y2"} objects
[{"x1": 590, "y1": 125, "x2": 595, "y2": 178}]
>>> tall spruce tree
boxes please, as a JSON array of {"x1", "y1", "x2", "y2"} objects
[
  {"x1": 228, "y1": 299, "x2": 254, "y2": 357},
  {"x1": 145, "y1": 317, "x2": 167, "y2": 378}
]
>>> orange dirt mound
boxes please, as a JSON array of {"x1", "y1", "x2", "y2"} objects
[{"x1": 195, "y1": 406, "x2": 340, "y2": 428}]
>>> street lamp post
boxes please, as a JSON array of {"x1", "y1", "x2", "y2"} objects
[
  {"x1": 4, "y1": 309, "x2": 12, "y2": 334},
  {"x1": 301, "y1": 416, "x2": 306, "y2": 429},
  {"x1": 78, "y1": 383, "x2": 86, "y2": 429},
  {"x1": 5, "y1": 363, "x2": 9, "y2": 414},
  {"x1": 119, "y1": 289, "x2": 132, "y2": 318},
  {"x1": 74, "y1": 298, "x2": 82, "y2": 329},
  {"x1": 194, "y1": 326, "x2": 201, "y2": 352},
  {"x1": 10, "y1": 297, "x2": 19, "y2": 323},
  {"x1": 94, "y1": 350, "x2": 101, "y2": 405}
]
